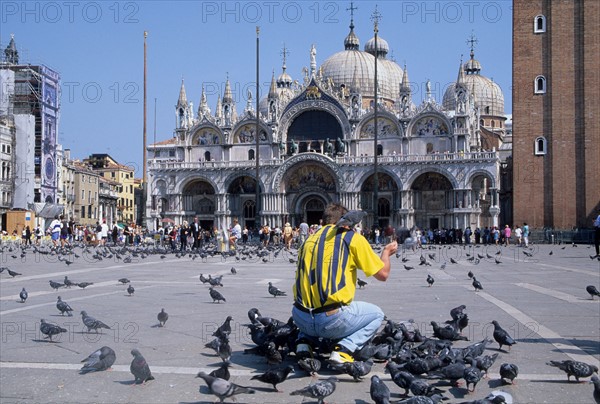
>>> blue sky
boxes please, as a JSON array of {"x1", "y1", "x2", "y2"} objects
[{"x1": 1, "y1": 1, "x2": 512, "y2": 176}]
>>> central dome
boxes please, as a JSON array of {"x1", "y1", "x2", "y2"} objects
[{"x1": 320, "y1": 32, "x2": 403, "y2": 102}]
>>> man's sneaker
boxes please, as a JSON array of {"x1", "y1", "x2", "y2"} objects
[
  {"x1": 329, "y1": 346, "x2": 354, "y2": 364},
  {"x1": 296, "y1": 343, "x2": 313, "y2": 359}
]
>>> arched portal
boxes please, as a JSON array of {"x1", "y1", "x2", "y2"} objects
[
  {"x1": 360, "y1": 172, "x2": 399, "y2": 229},
  {"x1": 411, "y1": 172, "x2": 454, "y2": 230},
  {"x1": 227, "y1": 176, "x2": 259, "y2": 230},
  {"x1": 299, "y1": 195, "x2": 327, "y2": 226},
  {"x1": 288, "y1": 110, "x2": 343, "y2": 152},
  {"x1": 182, "y1": 180, "x2": 216, "y2": 231}
]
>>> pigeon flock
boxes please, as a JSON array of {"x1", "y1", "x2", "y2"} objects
[{"x1": 0, "y1": 237, "x2": 598, "y2": 403}]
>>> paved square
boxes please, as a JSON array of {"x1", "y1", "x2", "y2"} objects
[{"x1": 1, "y1": 240, "x2": 599, "y2": 403}]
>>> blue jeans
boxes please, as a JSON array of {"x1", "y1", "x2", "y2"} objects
[{"x1": 292, "y1": 301, "x2": 384, "y2": 353}]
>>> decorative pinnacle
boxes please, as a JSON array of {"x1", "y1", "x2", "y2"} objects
[
  {"x1": 371, "y1": 5, "x2": 382, "y2": 33},
  {"x1": 280, "y1": 44, "x2": 290, "y2": 72},
  {"x1": 467, "y1": 31, "x2": 478, "y2": 58},
  {"x1": 347, "y1": 2, "x2": 358, "y2": 28},
  {"x1": 256, "y1": 26, "x2": 260, "y2": 36}
]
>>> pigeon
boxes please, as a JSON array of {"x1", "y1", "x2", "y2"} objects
[
  {"x1": 499, "y1": 363, "x2": 518, "y2": 384},
  {"x1": 218, "y1": 337, "x2": 232, "y2": 363},
  {"x1": 77, "y1": 282, "x2": 94, "y2": 289},
  {"x1": 265, "y1": 341, "x2": 283, "y2": 366},
  {"x1": 298, "y1": 357, "x2": 322, "y2": 376},
  {"x1": 130, "y1": 349, "x2": 154, "y2": 384},
  {"x1": 157, "y1": 308, "x2": 168, "y2": 327},
  {"x1": 49, "y1": 280, "x2": 64, "y2": 290},
  {"x1": 473, "y1": 353, "x2": 500, "y2": 378},
  {"x1": 213, "y1": 316, "x2": 233, "y2": 338},
  {"x1": 251, "y1": 365, "x2": 294, "y2": 391},
  {"x1": 586, "y1": 285, "x2": 600, "y2": 300},
  {"x1": 63, "y1": 276, "x2": 75, "y2": 288},
  {"x1": 440, "y1": 262, "x2": 447, "y2": 270},
  {"x1": 546, "y1": 360, "x2": 599, "y2": 382},
  {"x1": 464, "y1": 357, "x2": 484, "y2": 393},
  {"x1": 468, "y1": 270, "x2": 474, "y2": 279},
  {"x1": 127, "y1": 284, "x2": 135, "y2": 296},
  {"x1": 431, "y1": 321, "x2": 468, "y2": 341},
  {"x1": 472, "y1": 277, "x2": 483, "y2": 292},
  {"x1": 370, "y1": 375, "x2": 391, "y2": 404},
  {"x1": 208, "y1": 362, "x2": 231, "y2": 381},
  {"x1": 426, "y1": 361, "x2": 467, "y2": 387},
  {"x1": 395, "y1": 394, "x2": 446, "y2": 404},
  {"x1": 290, "y1": 376, "x2": 338, "y2": 404},
  {"x1": 39, "y1": 319, "x2": 67, "y2": 341},
  {"x1": 4, "y1": 268, "x2": 22, "y2": 277},
  {"x1": 56, "y1": 296, "x2": 73, "y2": 316},
  {"x1": 81, "y1": 310, "x2": 111, "y2": 333},
  {"x1": 404, "y1": 265, "x2": 415, "y2": 271},
  {"x1": 80, "y1": 346, "x2": 116, "y2": 374},
  {"x1": 591, "y1": 375, "x2": 600, "y2": 403},
  {"x1": 268, "y1": 282, "x2": 287, "y2": 297},
  {"x1": 197, "y1": 371, "x2": 255, "y2": 403},
  {"x1": 427, "y1": 274, "x2": 435, "y2": 287},
  {"x1": 118, "y1": 278, "x2": 130, "y2": 284},
  {"x1": 19, "y1": 287, "x2": 28, "y2": 303},
  {"x1": 199, "y1": 273, "x2": 209, "y2": 283},
  {"x1": 336, "y1": 210, "x2": 366, "y2": 228},
  {"x1": 209, "y1": 287, "x2": 226, "y2": 303},
  {"x1": 450, "y1": 305, "x2": 467, "y2": 321},
  {"x1": 357, "y1": 278, "x2": 368, "y2": 288},
  {"x1": 491, "y1": 321, "x2": 517, "y2": 351},
  {"x1": 230, "y1": 266, "x2": 237, "y2": 274},
  {"x1": 333, "y1": 359, "x2": 373, "y2": 381}
]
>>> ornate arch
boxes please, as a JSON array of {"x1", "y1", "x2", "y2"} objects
[
  {"x1": 467, "y1": 169, "x2": 497, "y2": 189},
  {"x1": 355, "y1": 168, "x2": 403, "y2": 193},
  {"x1": 178, "y1": 175, "x2": 218, "y2": 194},
  {"x1": 223, "y1": 171, "x2": 263, "y2": 194},
  {"x1": 405, "y1": 167, "x2": 458, "y2": 190},
  {"x1": 356, "y1": 111, "x2": 403, "y2": 140},
  {"x1": 407, "y1": 111, "x2": 452, "y2": 138},
  {"x1": 272, "y1": 153, "x2": 343, "y2": 192},
  {"x1": 232, "y1": 119, "x2": 271, "y2": 144},
  {"x1": 188, "y1": 124, "x2": 223, "y2": 146}
]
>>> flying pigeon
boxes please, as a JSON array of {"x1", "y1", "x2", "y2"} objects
[
  {"x1": 499, "y1": 363, "x2": 518, "y2": 385},
  {"x1": 546, "y1": 360, "x2": 599, "y2": 382},
  {"x1": 197, "y1": 371, "x2": 255, "y2": 403},
  {"x1": 127, "y1": 284, "x2": 135, "y2": 296},
  {"x1": 19, "y1": 287, "x2": 28, "y2": 303},
  {"x1": 268, "y1": 282, "x2": 287, "y2": 297},
  {"x1": 336, "y1": 210, "x2": 366, "y2": 228},
  {"x1": 290, "y1": 376, "x2": 338, "y2": 404},
  {"x1": 130, "y1": 349, "x2": 154, "y2": 384},
  {"x1": 370, "y1": 375, "x2": 391, "y2": 404},
  {"x1": 81, "y1": 310, "x2": 111, "y2": 333},
  {"x1": 56, "y1": 296, "x2": 73, "y2": 316},
  {"x1": 586, "y1": 285, "x2": 600, "y2": 300},
  {"x1": 40, "y1": 319, "x2": 67, "y2": 342},
  {"x1": 491, "y1": 320, "x2": 517, "y2": 351},
  {"x1": 251, "y1": 365, "x2": 294, "y2": 391},
  {"x1": 80, "y1": 346, "x2": 116, "y2": 374},
  {"x1": 209, "y1": 287, "x2": 226, "y2": 303},
  {"x1": 157, "y1": 308, "x2": 168, "y2": 327}
]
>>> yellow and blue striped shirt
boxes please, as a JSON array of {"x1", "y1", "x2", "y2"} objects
[{"x1": 293, "y1": 224, "x2": 384, "y2": 309}]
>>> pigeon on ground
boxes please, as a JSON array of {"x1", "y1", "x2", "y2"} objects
[
  {"x1": 130, "y1": 349, "x2": 154, "y2": 384},
  {"x1": 468, "y1": 270, "x2": 474, "y2": 279},
  {"x1": 395, "y1": 394, "x2": 446, "y2": 404},
  {"x1": 426, "y1": 361, "x2": 467, "y2": 387},
  {"x1": 332, "y1": 360, "x2": 373, "y2": 381},
  {"x1": 127, "y1": 284, "x2": 135, "y2": 296},
  {"x1": 49, "y1": 280, "x2": 64, "y2": 290},
  {"x1": 63, "y1": 276, "x2": 75, "y2": 288},
  {"x1": 499, "y1": 363, "x2": 518, "y2": 385},
  {"x1": 251, "y1": 365, "x2": 294, "y2": 391},
  {"x1": 290, "y1": 376, "x2": 338, "y2": 404},
  {"x1": 268, "y1": 282, "x2": 287, "y2": 297},
  {"x1": 450, "y1": 258, "x2": 458, "y2": 264},
  {"x1": 230, "y1": 266, "x2": 237, "y2": 274},
  {"x1": 213, "y1": 316, "x2": 233, "y2": 338},
  {"x1": 404, "y1": 265, "x2": 415, "y2": 271},
  {"x1": 298, "y1": 357, "x2": 322, "y2": 376},
  {"x1": 472, "y1": 277, "x2": 483, "y2": 292},
  {"x1": 473, "y1": 353, "x2": 500, "y2": 378},
  {"x1": 357, "y1": 278, "x2": 368, "y2": 288},
  {"x1": 591, "y1": 375, "x2": 600, "y2": 403},
  {"x1": 199, "y1": 273, "x2": 209, "y2": 283},
  {"x1": 370, "y1": 375, "x2": 391, "y2": 404},
  {"x1": 157, "y1": 308, "x2": 168, "y2": 327},
  {"x1": 56, "y1": 296, "x2": 73, "y2": 316},
  {"x1": 80, "y1": 346, "x2": 116, "y2": 374},
  {"x1": 208, "y1": 362, "x2": 231, "y2": 381},
  {"x1": 218, "y1": 337, "x2": 232, "y2": 363},
  {"x1": 6, "y1": 268, "x2": 22, "y2": 277},
  {"x1": 546, "y1": 360, "x2": 599, "y2": 382},
  {"x1": 40, "y1": 319, "x2": 67, "y2": 341},
  {"x1": 265, "y1": 341, "x2": 283, "y2": 366},
  {"x1": 81, "y1": 310, "x2": 111, "y2": 333},
  {"x1": 491, "y1": 321, "x2": 517, "y2": 351},
  {"x1": 450, "y1": 305, "x2": 467, "y2": 321},
  {"x1": 197, "y1": 371, "x2": 255, "y2": 403},
  {"x1": 586, "y1": 285, "x2": 600, "y2": 300},
  {"x1": 431, "y1": 321, "x2": 468, "y2": 341},
  {"x1": 209, "y1": 287, "x2": 226, "y2": 303},
  {"x1": 77, "y1": 282, "x2": 94, "y2": 289},
  {"x1": 118, "y1": 278, "x2": 130, "y2": 284},
  {"x1": 427, "y1": 274, "x2": 435, "y2": 287},
  {"x1": 464, "y1": 357, "x2": 484, "y2": 393},
  {"x1": 336, "y1": 210, "x2": 366, "y2": 228},
  {"x1": 19, "y1": 287, "x2": 28, "y2": 303}
]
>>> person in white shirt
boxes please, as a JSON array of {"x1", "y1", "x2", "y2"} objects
[
  {"x1": 100, "y1": 219, "x2": 109, "y2": 245},
  {"x1": 228, "y1": 218, "x2": 242, "y2": 247},
  {"x1": 48, "y1": 215, "x2": 61, "y2": 246}
]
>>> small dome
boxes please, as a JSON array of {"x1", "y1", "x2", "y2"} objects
[
  {"x1": 364, "y1": 36, "x2": 389, "y2": 58},
  {"x1": 443, "y1": 75, "x2": 505, "y2": 116},
  {"x1": 277, "y1": 71, "x2": 293, "y2": 86},
  {"x1": 344, "y1": 29, "x2": 360, "y2": 50},
  {"x1": 464, "y1": 57, "x2": 482, "y2": 74}
]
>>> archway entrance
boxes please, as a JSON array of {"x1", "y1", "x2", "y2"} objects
[
  {"x1": 304, "y1": 197, "x2": 326, "y2": 226},
  {"x1": 411, "y1": 172, "x2": 454, "y2": 230},
  {"x1": 182, "y1": 180, "x2": 216, "y2": 232}
]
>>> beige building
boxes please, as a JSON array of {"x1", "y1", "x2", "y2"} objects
[
  {"x1": 84, "y1": 154, "x2": 135, "y2": 224},
  {"x1": 72, "y1": 162, "x2": 100, "y2": 226},
  {"x1": 56, "y1": 147, "x2": 76, "y2": 221},
  {"x1": 99, "y1": 176, "x2": 119, "y2": 226}
]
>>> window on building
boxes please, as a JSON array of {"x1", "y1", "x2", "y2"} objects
[
  {"x1": 485, "y1": 106, "x2": 490, "y2": 114},
  {"x1": 82, "y1": 190, "x2": 85, "y2": 200},
  {"x1": 377, "y1": 144, "x2": 383, "y2": 156},
  {"x1": 248, "y1": 149, "x2": 255, "y2": 160},
  {"x1": 169, "y1": 149, "x2": 175, "y2": 157},
  {"x1": 204, "y1": 151, "x2": 211, "y2": 161},
  {"x1": 534, "y1": 136, "x2": 547, "y2": 156},
  {"x1": 534, "y1": 15, "x2": 546, "y2": 33},
  {"x1": 111, "y1": 172, "x2": 115, "y2": 178},
  {"x1": 535, "y1": 76, "x2": 546, "y2": 94}
]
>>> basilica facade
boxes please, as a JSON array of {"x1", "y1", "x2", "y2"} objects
[{"x1": 146, "y1": 19, "x2": 507, "y2": 234}]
